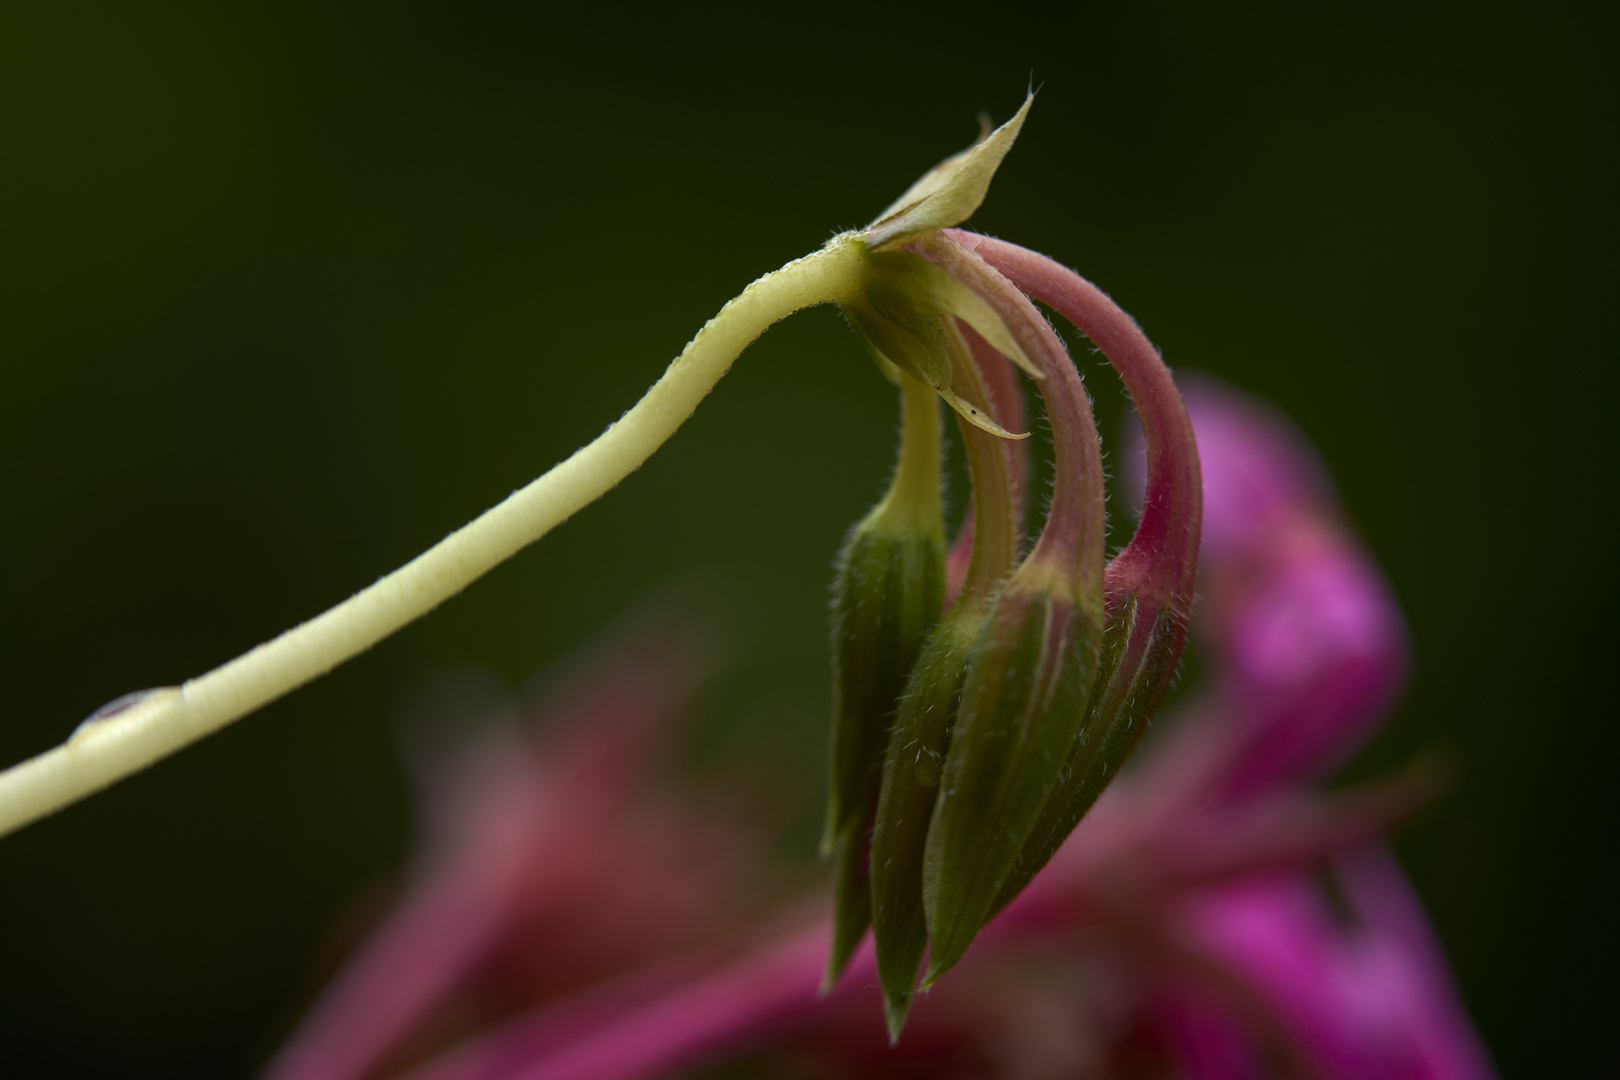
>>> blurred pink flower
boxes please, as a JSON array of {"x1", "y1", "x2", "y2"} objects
[{"x1": 265, "y1": 381, "x2": 1491, "y2": 1080}]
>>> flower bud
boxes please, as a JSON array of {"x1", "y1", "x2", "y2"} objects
[
  {"x1": 909, "y1": 237, "x2": 1108, "y2": 985},
  {"x1": 823, "y1": 373, "x2": 946, "y2": 984},
  {"x1": 922, "y1": 568, "x2": 1102, "y2": 981},
  {"x1": 985, "y1": 587, "x2": 1190, "y2": 917},
  {"x1": 867, "y1": 319, "x2": 1022, "y2": 1038},
  {"x1": 955, "y1": 232, "x2": 1203, "y2": 915}
]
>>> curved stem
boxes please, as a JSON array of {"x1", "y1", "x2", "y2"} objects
[
  {"x1": 949, "y1": 231, "x2": 1200, "y2": 608},
  {"x1": 878, "y1": 371, "x2": 945, "y2": 527},
  {"x1": 944, "y1": 324, "x2": 1020, "y2": 603},
  {"x1": 965, "y1": 323, "x2": 1031, "y2": 525},
  {"x1": 0, "y1": 235, "x2": 867, "y2": 839},
  {"x1": 925, "y1": 236, "x2": 1106, "y2": 603},
  {"x1": 943, "y1": 324, "x2": 1028, "y2": 603}
]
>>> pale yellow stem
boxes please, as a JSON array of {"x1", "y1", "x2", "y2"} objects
[{"x1": 0, "y1": 233, "x2": 866, "y2": 839}]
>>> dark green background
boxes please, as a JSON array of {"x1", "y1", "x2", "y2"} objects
[{"x1": 1, "y1": 3, "x2": 1613, "y2": 1076}]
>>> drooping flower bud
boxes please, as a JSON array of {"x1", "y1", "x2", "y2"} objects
[
  {"x1": 819, "y1": 103, "x2": 1042, "y2": 1024},
  {"x1": 822, "y1": 371, "x2": 946, "y2": 986},
  {"x1": 911, "y1": 236, "x2": 1108, "y2": 986},
  {"x1": 952, "y1": 232, "x2": 1203, "y2": 913},
  {"x1": 821, "y1": 97, "x2": 1196, "y2": 1037},
  {"x1": 867, "y1": 318, "x2": 1022, "y2": 1038}
]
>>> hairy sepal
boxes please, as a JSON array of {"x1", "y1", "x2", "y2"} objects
[
  {"x1": 824, "y1": 516, "x2": 946, "y2": 850},
  {"x1": 865, "y1": 94, "x2": 1033, "y2": 250},
  {"x1": 843, "y1": 251, "x2": 1037, "y2": 440}
]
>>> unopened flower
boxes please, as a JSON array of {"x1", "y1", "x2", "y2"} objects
[
  {"x1": 912, "y1": 233, "x2": 1109, "y2": 992},
  {"x1": 948, "y1": 231, "x2": 1204, "y2": 915},
  {"x1": 864, "y1": 309, "x2": 1025, "y2": 1026},
  {"x1": 818, "y1": 110, "x2": 1202, "y2": 1032},
  {"x1": 822, "y1": 369, "x2": 946, "y2": 984}
]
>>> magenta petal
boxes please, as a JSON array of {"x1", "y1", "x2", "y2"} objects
[
  {"x1": 1178, "y1": 854, "x2": 1494, "y2": 1080},
  {"x1": 387, "y1": 953, "x2": 720, "y2": 1080},
  {"x1": 1172, "y1": 381, "x2": 1329, "y2": 561},
  {"x1": 264, "y1": 610, "x2": 724, "y2": 1080},
  {"x1": 1180, "y1": 873, "x2": 1377, "y2": 1076},
  {"x1": 1216, "y1": 538, "x2": 1409, "y2": 791},
  {"x1": 1336, "y1": 847, "x2": 1498, "y2": 1080}
]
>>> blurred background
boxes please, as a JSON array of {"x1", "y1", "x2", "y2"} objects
[{"x1": 1, "y1": 2, "x2": 1613, "y2": 1075}]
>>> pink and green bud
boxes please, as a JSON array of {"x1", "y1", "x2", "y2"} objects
[
  {"x1": 822, "y1": 104, "x2": 1201, "y2": 1033},
  {"x1": 954, "y1": 233, "x2": 1203, "y2": 911},
  {"x1": 867, "y1": 316, "x2": 1023, "y2": 1037},
  {"x1": 912, "y1": 236, "x2": 1109, "y2": 985},
  {"x1": 924, "y1": 574, "x2": 1101, "y2": 979}
]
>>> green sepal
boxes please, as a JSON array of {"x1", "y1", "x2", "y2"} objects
[
  {"x1": 868, "y1": 607, "x2": 983, "y2": 1041},
  {"x1": 843, "y1": 250, "x2": 1037, "y2": 441},
  {"x1": 823, "y1": 516, "x2": 946, "y2": 848},
  {"x1": 865, "y1": 94, "x2": 1033, "y2": 250},
  {"x1": 823, "y1": 816, "x2": 873, "y2": 992},
  {"x1": 920, "y1": 576, "x2": 1102, "y2": 984},
  {"x1": 843, "y1": 291, "x2": 952, "y2": 415},
  {"x1": 863, "y1": 250, "x2": 1039, "y2": 383}
]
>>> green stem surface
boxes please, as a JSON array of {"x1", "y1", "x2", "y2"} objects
[{"x1": 0, "y1": 235, "x2": 867, "y2": 839}]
